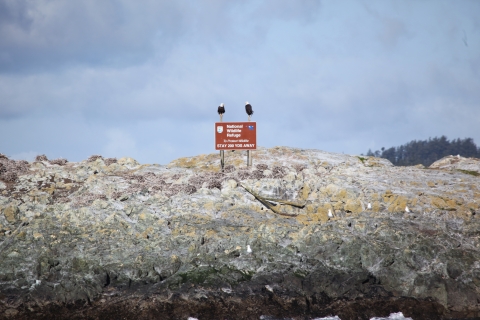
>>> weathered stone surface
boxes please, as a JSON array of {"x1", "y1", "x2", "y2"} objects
[
  {"x1": 2, "y1": 205, "x2": 19, "y2": 224},
  {"x1": 0, "y1": 147, "x2": 479, "y2": 319},
  {"x1": 430, "y1": 154, "x2": 480, "y2": 174}
]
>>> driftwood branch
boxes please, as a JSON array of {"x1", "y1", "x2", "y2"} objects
[
  {"x1": 240, "y1": 184, "x2": 299, "y2": 217},
  {"x1": 261, "y1": 197, "x2": 306, "y2": 208}
]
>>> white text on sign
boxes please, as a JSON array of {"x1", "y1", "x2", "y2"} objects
[
  {"x1": 215, "y1": 122, "x2": 256, "y2": 150},
  {"x1": 217, "y1": 144, "x2": 255, "y2": 148}
]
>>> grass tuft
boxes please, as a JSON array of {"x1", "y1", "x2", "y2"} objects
[
  {"x1": 357, "y1": 156, "x2": 366, "y2": 164},
  {"x1": 457, "y1": 169, "x2": 479, "y2": 177}
]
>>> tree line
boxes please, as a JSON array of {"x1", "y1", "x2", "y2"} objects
[{"x1": 365, "y1": 136, "x2": 480, "y2": 167}]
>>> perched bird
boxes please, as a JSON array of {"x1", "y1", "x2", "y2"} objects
[
  {"x1": 245, "y1": 101, "x2": 253, "y2": 120},
  {"x1": 218, "y1": 103, "x2": 225, "y2": 121},
  {"x1": 367, "y1": 203, "x2": 372, "y2": 210},
  {"x1": 328, "y1": 209, "x2": 333, "y2": 218},
  {"x1": 405, "y1": 206, "x2": 410, "y2": 213},
  {"x1": 247, "y1": 245, "x2": 252, "y2": 253},
  {"x1": 265, "y1": 285, "x2": 274, "y2": 293}
]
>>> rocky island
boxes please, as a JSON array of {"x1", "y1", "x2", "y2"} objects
[{"x1": 0, "y1": 147, "x2": 479, "y2": 319}]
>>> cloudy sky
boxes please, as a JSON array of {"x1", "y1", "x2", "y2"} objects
[{"x1": 1, "y1": 0, "x2": 479, "y2": 164}]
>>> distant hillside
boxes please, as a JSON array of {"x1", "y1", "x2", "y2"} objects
[{"x1": 366, "y1": 136, "x2": 480, "y2": 167}]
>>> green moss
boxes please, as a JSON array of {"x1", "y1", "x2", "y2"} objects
[
  {"x1": 71, "y1": 257, "x2": 89, "y2": 272},
  {"x1": 178, "y1": 266, "x2": 218, "y2": 284},
  {"x1": 457, "y1": 169, "x2": 479, "y2": 177},
  {"x1": 293, "y1": 269, "x2": 308, "y2": 278},
  {"x1": 177, "y1": 265, "x2": 254, "y2": 285},
  {"x1": 239, "y1": 269, "x2": 255, "y2": 281}
]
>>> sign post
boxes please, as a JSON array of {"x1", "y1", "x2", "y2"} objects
[
  {"x1": 247, "y1": 118, "x2": 252, "y2": 167},
  {"x1": 220, "y1": 149, "x2": 225, "y2": 171},
  {"x1": 219, "y1": 115, "x2": 225, "y2": 172},
  {"x1": 215, "y1": 122, "x2": 257, "y2": 168}
]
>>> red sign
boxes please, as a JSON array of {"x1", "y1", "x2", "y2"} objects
[{"x1": 215, "y1": 122, "x2": 257, "y2": 150}]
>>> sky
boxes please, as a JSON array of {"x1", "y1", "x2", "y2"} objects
[{"x1": 1, "y1": 0, "x2": 479, "y2": 164}]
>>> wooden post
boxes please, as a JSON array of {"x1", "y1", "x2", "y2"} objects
[
  {"x1": 220, "y1": 149, "x2": 224, "y2": 171},
  {"x1": 247, "y1": 115, "x2": 252, "y2": 167},
  {"x1": 219, "y1": 114, "x2": 224, "y2": 172}
]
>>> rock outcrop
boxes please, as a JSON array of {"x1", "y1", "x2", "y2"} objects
[
  {"x1": 0, "y1": 147, "x2": 479, "y2": 320},
  {"x1": 429, "y1": 154, "x2": 480, "y2": 176}
]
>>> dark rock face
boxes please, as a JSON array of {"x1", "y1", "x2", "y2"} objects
[
  {"x1": 1, "y1": 294, "x2": 446, "y2": 320},
  {"x1": 1, "y1": 148, "x2": 480, "y2": 319}
]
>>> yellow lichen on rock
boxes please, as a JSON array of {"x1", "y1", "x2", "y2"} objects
[
  {"x1": 232, "y1": 159, "x2": 244, "y2": 167},
  {"x1": 43, "y1": 185, "x2": 56, "y2": 195},
  {"x1": 203, "y1": 201, "x2": 215, "y2": 210},
  {"x1": 332, "y1": 202, "x2": 343, "y2": 211},
  {"x1": 295, "y1": 214, "x2": 311, "y2": 225},
  {"x1": 382, "y1": 190, "x2": 394, "y2": 203},
  {"x1": 387, "y1": 195, "x2": 408, "y2": 213},
  {"x1": 456, "y1": 206, "x2": 474, "y2": 218},
  {"x1": 305, "y1": 204, "x2": 317, "y2": 214},
  {"x1": 117, "y1": 157, "x2": 140, "y2": 167},
  {"x1": 430, "y1": 196, "x2": 447, "y2": 209},
  {"x1": 372, "y1": 201, "x2": 382, "y2": 212},
  {"x1": 466, "y1": 202, "x2": 479, "y2": 211},
  {"x1": 205, "y1": 229, "x2": 217, "y2": 239},
  {"x1": 344, "y1": 199, "x2": 363, "y2": 214},
  {"x1": 33, "y1": 232, "x2": 44, "y2": 239},
  {"x1": 16, "y1": 231, "x2": 26, "y2": 240},
  {"x1": 296, "y1": 209, "x2": 323, "y2": 225},
  {"x1": 169, "y1": 156, "x2": 203, "y2": 169},
  {"x1": 445, "y1": 199, "x2": 459, "y2": 211},
  {"x1": 370, "y1": 193, "x2": 381, "y2": 201},
  {"x1": 323, "y1": 184, "x2": 339, "y2": 197},
  {"x1": 316, "y1": 206, "x2": 330, "y2": 223},
  {"x1": 332, "y1": 189, "x2": 348, "y2": 202},
  {"x1": 3, "y1": 205, "x2": 19, "y2": 224},
  {"x1": 410, "y1": 198, "x2": 419, "y2": 206},
  {"x1": 301, "y1": 183, "x2": 311, "y2": 200}
]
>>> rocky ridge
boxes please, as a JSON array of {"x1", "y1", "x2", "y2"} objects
[
  {"x1": 429, "y1": 155, "x2": 480, "y2": 176},
  {"x1": 0, "y1": 147, "x2": 479, "y2": 319}
]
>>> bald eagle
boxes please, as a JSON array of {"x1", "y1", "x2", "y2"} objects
[
  {"x1": 218, "y1": 103, "x2": 225, "y2": 121},
  {"x1": 245, "y1": 102, "x2": 253, "y2": 118}
]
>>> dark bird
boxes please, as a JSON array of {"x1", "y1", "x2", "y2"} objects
[
  {"x1": 218, "y1": 103, "x2": 225, "y2": 121},
  {"x1": 245, "y1": 101, "x2": 253, "y2": 120}
]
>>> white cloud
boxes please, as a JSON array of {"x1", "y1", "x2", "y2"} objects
[
  {"x1": 103, "y1": 129, "x2": 137, "y2": 159},
  {"x1": 1, "y1": 1, "x2": 479, "y2": 164}
]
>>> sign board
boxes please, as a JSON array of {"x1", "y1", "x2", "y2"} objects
[{"x1": 215, "y1": 122, "x2": 257, "y2": 150}]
